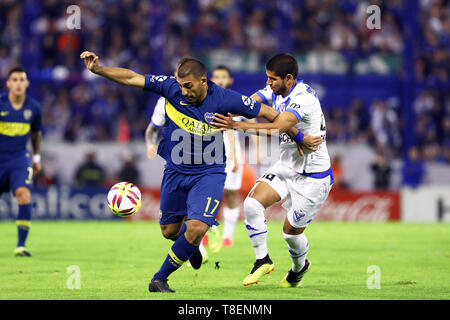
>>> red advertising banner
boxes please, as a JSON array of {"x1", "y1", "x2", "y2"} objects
[
  {"x1": 317, "y1": 190, "x2": 401, "y2": 221},
  {"x1": 131, "y1": 188, "x2": 400, "y2": 222}
]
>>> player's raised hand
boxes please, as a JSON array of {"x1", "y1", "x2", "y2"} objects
[
  {"x1": 80, "y1": 51, "x2": 99, "y2": 72},
  {"x1": 212, "y1": 113, "x2": 237, "y2": 130}
]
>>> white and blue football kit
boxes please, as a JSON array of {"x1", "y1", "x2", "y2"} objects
[{"x1": 255, "y1": 81, "x2": 333, "y2": 228}]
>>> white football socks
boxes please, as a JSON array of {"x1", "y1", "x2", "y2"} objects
[
  {"x1": 282, "y1": 232, "x2": 308, "y2": 272},
  {"x1": 222, "y1": 206, "x2": 240, "y2": 240},
  {"x1": 199, "y1": 242, "x2": 207, "y2": 257},
  {"x1": 244, "y1": 197, "x2": 268, "y2": 260}
]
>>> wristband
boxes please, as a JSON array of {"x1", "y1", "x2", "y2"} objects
[
  {"x1": 293, "y1": 131, "x2": 304, "y2": 144},
  {"x1": 32, "y1": 154, "x2": 41, "y2": 163}
]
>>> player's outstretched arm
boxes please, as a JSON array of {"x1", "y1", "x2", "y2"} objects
[
  {"x1": 213, "y1": 109, "x2": 296, "y2": 135},
  {"x1": 250, "y1": 93, "x2": 322, "y2": 151},
  {"x1": 212, "y1": 110, "x2": 322, "y2": 151},
  {"x1": 80, "y1": 51, "x2": 145, "y2": 88}
]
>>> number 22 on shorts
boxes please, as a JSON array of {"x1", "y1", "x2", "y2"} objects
[{"x1": 203, "y1": 197, "x2": 220, "y2": 217}]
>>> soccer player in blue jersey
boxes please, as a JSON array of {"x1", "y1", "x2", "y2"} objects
[
  {"x1": 0, "y1": 67, "x2": 42, "y2": 257},
  {"x1": 80, "y1": 51, "x2": 322, "y2": 292}
]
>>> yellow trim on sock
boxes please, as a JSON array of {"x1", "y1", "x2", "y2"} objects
[
  {"x1": 16, "y1": 220, "x2": 31, "y2": 227},
  {"x1": 168, "y1": 248, "x2": 185, "y2": 266}
]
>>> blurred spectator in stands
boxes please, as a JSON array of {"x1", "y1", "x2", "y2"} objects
[
  {"x1": 117, "y1": 151, "x2": 140, "y2": 186},
  {"x1": 370, "y1": 99, "x2": 401, "y2": 156},
  {"x1": 414, "y1": 90, "x2": 449, "y2": 162},
  {"x1": 326, "y1": 106, "x2": 348, "y2": 142},
  {"x1": 370, "y1": 151, "x2": 392, "y2": 190},
  {"x1": 1, "y1": 0, "x2": 447, "y2": 166},
  {"x1": 331, "y1": 155, "x2": 348, "y2": 190},
  {"x1": 75, "y1": 151, "x2": 106, "y2": 187},
  {"x1": 347, "y1": 98, "x2": 371, "y2": 143},
  {"x1": 442, "y1": 143, "x2": 450, "y2": 163},
  {"x1": 402, "y1": 146, "x2": 426, "y2": 188}
]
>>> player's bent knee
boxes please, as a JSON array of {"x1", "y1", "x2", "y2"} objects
[
  {"x1": 15, "y1": 187, "x2": 31, "y2": 205},
  {"x1": 247, "y1": 182, "x2": 280, "y2": 209},
  {"x1": 283, "y1": 218, "x2": 305, "y2": 235},
  {"x1": 244, "y1": 197, "x2": 264, "y2": 219},
  {"x1": 185, "y1": 220, "x2": 209, "y2": 245},
  {"x1": 160, "y1": 224, "x2": 181, "y2": 240}
]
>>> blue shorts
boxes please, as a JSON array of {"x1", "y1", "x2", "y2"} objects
[
  {"x1": 0, "y1": 154, "x2": 33, "y2": 195},
  {"x1": 159, "y1": 168, "x2": 226, "y2": 227}
]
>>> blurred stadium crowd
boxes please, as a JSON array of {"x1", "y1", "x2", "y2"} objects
[{"x1": 0, "y1": 0, "x2": 449, "y2": 164}]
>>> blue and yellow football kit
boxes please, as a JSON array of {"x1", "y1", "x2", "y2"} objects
[
  {"x1": 0, "y1": 93, "x2": 42, "y2": 195},
  {"x1": 0, "y1": 93, "x2": 41, "y2": 254},
  {"x1": 143, "y1": 75, "x2": 261, "y2": 227}
]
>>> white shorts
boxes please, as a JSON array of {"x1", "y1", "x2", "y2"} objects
[
  {"x1": 256, "y1": 162, "x2": 333, "y2": 228},
  {"x1": 224, "y1": 161, "x2": 243, "y2": 191}
]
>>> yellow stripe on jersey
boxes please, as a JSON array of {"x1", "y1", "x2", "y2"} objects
[
  {"x1": 0, "y1": 121, "x2": 31, "y2": 136},
  {"x1": 165, "y1": 100, "x2": 219, "y2": 136}
]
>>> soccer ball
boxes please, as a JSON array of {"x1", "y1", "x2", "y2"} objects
[{"x1": 107, "y1": 182, "x2": 142, "y2": 217}]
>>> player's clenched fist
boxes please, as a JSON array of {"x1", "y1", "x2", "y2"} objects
[{"x1": 80, "y1": 51, "x2": 99, "y2": 73}]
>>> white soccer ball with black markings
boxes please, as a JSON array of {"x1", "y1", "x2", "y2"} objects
[{"x1": 107, "y1": 182, "x2": 142, "y2": 217}]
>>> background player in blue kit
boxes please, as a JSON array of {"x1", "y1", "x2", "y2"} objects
[
  {"x1": 0, "y1": 67, "x2": 42, "y2": 257},
  {"x1": 80, "y1": 51, "x2": 322, "y2": 293}
]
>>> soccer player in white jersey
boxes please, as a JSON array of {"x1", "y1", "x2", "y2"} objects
[{"x1": 212, "y1": 53, "x2": 333, "y2": 288}]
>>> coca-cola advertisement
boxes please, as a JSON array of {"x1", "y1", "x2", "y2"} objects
[
  {"x1": 130, "y1": 188, "x2": 400, "y2": 222},
  {"x1": 264, "y1": 190, "x2": 400, "y2": 222}
]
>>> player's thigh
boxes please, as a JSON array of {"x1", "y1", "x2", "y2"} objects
[
  {"x1": 247, "y1": 181, "x2": 282, "y2": 209},
  {"x1": 248, "y1": 167, "x2": 289, "y2": 208},
  {"x1": 9, "y1": 162, "x2": 33, "y2": 203},
  {"x1": 159, "y1": 169, "x2": 188, "y2": 226},
  {"x1": 286, "y1": 177, "x2": 331, "y2": 229},
  {"x1": 187, "y1": 172, "x2": 226, "y2": 227}
]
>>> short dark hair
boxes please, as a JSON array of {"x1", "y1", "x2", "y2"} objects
[
  {"x1": 177, "y1": 57, "x2": 207, "y2": 79},
  {"x1": 213, "y1": 65, "x2": 231, "y2": 77},
  {"x1": 266, "y1": 53, "x2": 298, "y2": 79},
  {"x1": 8, "y1": 66, "x2": 27, "y2": 77}
]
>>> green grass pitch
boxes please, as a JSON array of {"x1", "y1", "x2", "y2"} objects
[{"x1": 0, "y1": 220, "x2": 449, "y2": 300}]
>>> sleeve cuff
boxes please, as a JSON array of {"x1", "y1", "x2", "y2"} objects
[
  {"x1": 293, "y1": 131, "x2": 304, "y2": 144},
  {"x1": 256, "y1": 91, "x2": 269, "y2": 105},
  {"x1": 143, "y1": 74, "x2": 152, "y2": 91},
  {"x1": 151, "y1": 120, "x2": 162, "y2": 128},
  {"x1": 286, "y1": 108, "x2": 302, "y2": 122}
]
